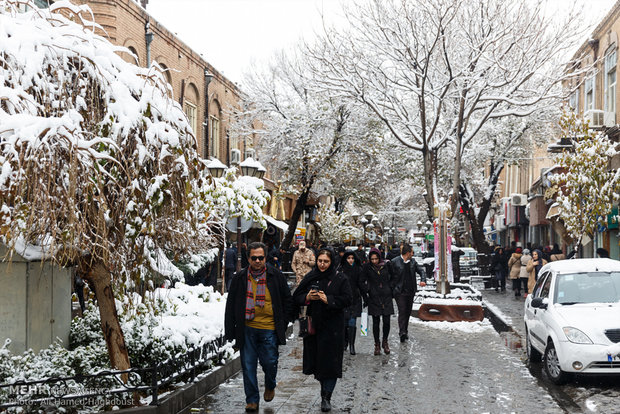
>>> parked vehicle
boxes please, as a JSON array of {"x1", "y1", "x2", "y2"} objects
[
  {"x1": 459, "y1": 247, "x2": 478, "y2": 278},
  {"x1": 524, "y1": 258, "x2": 620, "y2": 384}
]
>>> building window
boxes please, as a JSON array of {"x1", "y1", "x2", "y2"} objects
[
  {"x1": 584, "y1": 74, "x2": 595, "y2": 111},
  {"x1": 184, "y1": 102, "x2": 197, "y2": 135},
  {"x1": 605, "y1": 49, "x2": 616, "y2": 113},
  {"x1": 210, "y1": 115, "x2": 220, "y2": 159},
  {"x1": 568, "y1": 89, "x2": 579, "y2": 111}
]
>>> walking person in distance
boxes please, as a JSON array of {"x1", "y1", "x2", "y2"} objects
[
  {"x1": 390, "y1": 244, "x2": 426, "y2": 343},
  {"x1": 362, "y1": 247, "x2": 394, "y2": 355}
]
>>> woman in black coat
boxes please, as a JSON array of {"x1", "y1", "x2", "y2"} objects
[
  {"x1": 293, "y1": 248, "x2": 353, "y2": 412},
  {"x1": 339, "y1": 251, "x2": 365, "y2": 355},
  {"x1": 361, "y1": 248, "x2": 394, "y2": 356},
  {"x1": 491, "y1": 246, "x2": 508, "y2": 292}
]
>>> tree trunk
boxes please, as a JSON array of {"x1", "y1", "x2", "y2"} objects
[
  {"x1": 83, "y1": 261, "x2": 131, "y2": 373},
  {"x1": 282, "y1": 188, "x2": 311, "y2": 248},
  {"x1": 422, "y1": 147, "x2": 436, "y2": 219}
]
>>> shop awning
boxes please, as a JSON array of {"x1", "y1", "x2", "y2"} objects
[
  {"x1": 265, "y1": 215, "x2": 289, "y2": 232},
  {"x1": 546, "y1": 202, "x2": 560, "y2": 219}
]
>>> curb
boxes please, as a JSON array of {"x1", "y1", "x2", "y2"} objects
[
  {"x1": 115, "y1": 356, "x2": 241, "y2": 414},
  {"x1": 116, "y1": 325, "x2": 294, "y2": 413}
]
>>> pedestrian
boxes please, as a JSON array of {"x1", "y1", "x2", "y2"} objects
[
  {"x1": 354, "y1": 243, "x2": 368, "y2": 264},
  {"x1": 596, "y1": 247, "x2": 610, "y2": 258},
  {"x1": 240, "y1": 242, "x2": 249, "y2": 269},
  {"x1": 386, "y1": 243, "x2": 400, "y2": 261},
  {"x1": 293, "y1": 248, "x2": 353, "y2": 412},
  {"x1": 224, "y1": 242, "x2": 293, "y2": 413},
  {"x1": 519, "y1": 249, "x2": 531, "y2": 298},
  {"x1": 339, "y1": 251, "x2": 365, "y2": 355},
  {"x1": 362, "y1": 248, "x2": 394, "y2": 355},
  {"x1": 491, "y1": 246, "x2": 508, "y2": 292},
  {"x1": 451, "y1": 243, "x2": 464, "y2": 283},
  {"x1": 292, "y1": 241, "x2": 316, "y2": 286},
  {"x1": 508, "y1": 247, "x2": 523, "y2": 297},
  {"x1": 335, "y1": 246, "x2": 346, "y2": 269},
  {"x1": 550, "y1": 243, "x2": 565, "y2": 261},
  {"x1": 526, "y1": 249, "x2": 547, "y2": 294},
  {"x1": 267, "y1": 243, "x2": 282, "y2": 269},
  {"x1": 225, "y1": 243, "x2": 238, "y2": 291},
  {"x1": 390, "y1": 244, "x2": 426, "y2": 343}
]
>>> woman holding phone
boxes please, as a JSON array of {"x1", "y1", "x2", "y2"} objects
[
  {"x1": 293, "y1": 248, "x2": 353, "y2": 412},
  {"x1": 526, "y1": 249, "x2": 547, "y2": 294}
]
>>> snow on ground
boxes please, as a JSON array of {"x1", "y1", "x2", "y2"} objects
[
  {"x1": 409, "y1": 316, "x2": 494, "y2": 333},
  {"x1": 483, "y1": 300, "x2": 513, "y2": 326}
]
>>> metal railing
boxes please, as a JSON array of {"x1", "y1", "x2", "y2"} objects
[{"x1": 0, "y1": 335, "x2": 227, "y2": 409}]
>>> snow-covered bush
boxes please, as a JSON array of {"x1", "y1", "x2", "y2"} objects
[{"x1": 0, "y1": 283, "x2": 231, "y2": 409}]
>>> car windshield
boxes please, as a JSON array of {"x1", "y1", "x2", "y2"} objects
[{"x1": 554, "y1": 272, "x2": 620, "y2": 305}]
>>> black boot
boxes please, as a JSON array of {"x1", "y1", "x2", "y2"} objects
[
  {"x1": 321, "y1": 391, "x2": 332, "y2": 412},
  {"x1": 348, "y1": 326, "x2": 356, "y2": 355}
]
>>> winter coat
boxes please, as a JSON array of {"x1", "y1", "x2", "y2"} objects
[
  {"x1": 292, "y1": 248, "x2": 316, "y2": 284},
  {"x1": 507, "y1": 253, "x2": 522, "y2": 280},
  {"x1": 225, "y1": 247, "x2": 237, "y2": 270},
  {"x1": 293, "y1": 261, "x2": 353, "y2": 381},
  {"x1": 390, "y1": 255, "x2": 426, "y2": 296},
  {"x1": 525, "y1": 253, "x2": 547, "y2": 293},
  {"x1": 550, "y1": 253, "x2": 566, "y2": 262},
  {"x1": 224, "y1": 264, "x2": 294, "y2": 350},
  {"x1": 354, "y1": 248, "x2": 368, "y2": 265},
  {"x1": 491, "y1": 249, "x2": 508, "y2": 276},
  {"x1": 519, "y1": 254, "x2": 531, "y2": 279},
  {"x1": 361, "y1": 261, "x2": 394, "y2": 316},
  {"x1": 339, "y1": 251, "x2": 365, "y2": 319}
]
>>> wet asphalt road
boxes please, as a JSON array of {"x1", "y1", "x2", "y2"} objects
[
  {"x1": 188, "y1": 307, "x2": 559, "y2": 412},
  {"x1": 484, "y1": 289, "x2": 620, "y2": 414},
  {"x1": 185, "y1": 288, "x2": 620, "y2": 413}
]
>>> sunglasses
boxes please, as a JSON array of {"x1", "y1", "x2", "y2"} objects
[{"x1": 250, "y1": 256, "x2": 265, "y2": 261}]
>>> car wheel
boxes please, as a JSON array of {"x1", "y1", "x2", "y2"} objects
[
  {"x1": 543, "y1": 340, "x2": 571, "y2": 384},
  {"x1": 525, "y1": 328, "x2": 542, "y2": 363}
]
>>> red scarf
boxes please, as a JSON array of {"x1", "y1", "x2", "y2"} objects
[{"x1": 245, "y1": 267, "x2": 267, "y2": 320}]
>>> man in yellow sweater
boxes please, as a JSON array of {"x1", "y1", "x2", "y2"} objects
[{"x1": 225, "y1": 242, "x2": 293, "y2": 412}]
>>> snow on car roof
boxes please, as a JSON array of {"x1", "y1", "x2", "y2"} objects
[{"x1": 541, "y1": 258, "x2": 620, "y2": 274}]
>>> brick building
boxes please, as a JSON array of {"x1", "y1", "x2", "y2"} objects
[{"x1": 69, "y1": 0, "x2": 248, "y2": 165}]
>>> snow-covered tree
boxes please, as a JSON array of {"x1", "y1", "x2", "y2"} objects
[
  {"x1": 306, "y1": 0, "x2": 586, "y2": 217},
  {"x1": 0, "y1": 1, "x2": 264, "y2": 371},
  {"x1": 551, "y1": 111, "x2": 618, "y2": 248},
  {"x1": 316, "y1": 204, "x2": 360, "y2": 244},
  {"x1": 234, "y1": 51, "x2": 388, "y2": 248}
]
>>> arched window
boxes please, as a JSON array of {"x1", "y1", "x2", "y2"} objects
[
  {"x1": 183, "y1": 83, "x2": 200, "y2": 137},
  {"x1": 209, "y1": 100, "x2": 222, "y2": 159}
]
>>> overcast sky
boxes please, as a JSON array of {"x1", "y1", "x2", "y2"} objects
[{"x1": 146, "y1": 0, "x2": 618, "y2": 86}]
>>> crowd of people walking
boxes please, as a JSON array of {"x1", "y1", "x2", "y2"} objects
[{"x1": 224, "y1": 240, "x2": 426, "y2": 412}]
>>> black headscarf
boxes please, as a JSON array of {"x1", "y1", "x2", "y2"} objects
[{"x1": 339, "y1": 251, "x2": 359, "y2": 276}]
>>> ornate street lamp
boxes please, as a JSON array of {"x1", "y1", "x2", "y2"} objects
[
  {"x1": 364, "y1": 210, "x2": 375, "y2": 221},
  {"x1": 239, "y1": 157, "x2": 259, "y2": 178},
  {"x1": 206, "y1": 158, "x2": 227, "y2": 178}
]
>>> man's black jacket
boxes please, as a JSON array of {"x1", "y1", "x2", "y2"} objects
[
  {"x1": 224, "y1": 264, "x2": 294, "y2": 349},
  {"x1": 389, "y1": 256, "x2": 426, "y2": 296}
]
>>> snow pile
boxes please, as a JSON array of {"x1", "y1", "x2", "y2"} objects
[
  {"x1": 0, "y1": 283, "x2": 232, "y2": 408},
  {"x1": 410, "y1": 317, "x2": 494, "y2": 333}
]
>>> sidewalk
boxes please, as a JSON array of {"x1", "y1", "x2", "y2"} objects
[
  {"x1": 185, "y1": 289, "x2": 563, "y2": 413},
  {"x1": 481, "y1": 285, "x2": 528, "y2": 337}
]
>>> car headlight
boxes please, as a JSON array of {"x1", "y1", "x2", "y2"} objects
[{"x1": 563, "y1": 327, "x2": 593, "y2": 344}]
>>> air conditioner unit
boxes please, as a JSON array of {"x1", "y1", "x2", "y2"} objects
[
  {"x1": 584, "y1": 109, "x2": 604, "y2": 128},
  {"x1": 245, "y1": 148, "x2": 255, "y2": 159},
  {"x1": 604, "y1": 111, "x2": 616, "y2": 127},
  {"x1": 230, "y1": 149, "x2": 241, "y2": 165},
  {"x1": 511, "y1": 193, "x2": 527, "y2": 206}
]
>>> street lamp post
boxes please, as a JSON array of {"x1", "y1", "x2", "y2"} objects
[
  {"x1": 236, "y1": 157, "x2": 265, "y2": 272},
  {"x1": 360, "y1": 217, "x2": 368, "y2": 243}
]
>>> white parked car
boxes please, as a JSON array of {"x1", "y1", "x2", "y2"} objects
[{"x1": 524, "y1": 258, "x2": 620, "y2": 384}]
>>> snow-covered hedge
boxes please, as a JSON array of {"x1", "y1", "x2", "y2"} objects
[{"x1": 0, "y1": 283, "x2": 233, "y2": 408}]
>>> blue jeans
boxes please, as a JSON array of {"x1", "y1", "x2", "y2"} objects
[{"x1": 240, "y1": 326, "x2": 279, "y2": 403}]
